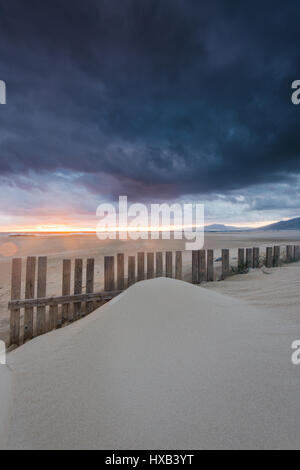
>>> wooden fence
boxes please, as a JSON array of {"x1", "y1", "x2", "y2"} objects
[{"x1": 8, "y1": 244, "x2": 300, "y2": 347}]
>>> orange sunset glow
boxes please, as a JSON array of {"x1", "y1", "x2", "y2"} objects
[{"x1": 0, "y1": 220, "x2": 278, "y2": 233}]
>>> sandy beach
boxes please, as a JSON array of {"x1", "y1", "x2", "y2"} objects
[
  {"x1": 1, "y1": 276, "x2": 299, "y2": 450},
  {"x1": 1, "y1": 230, "x2": 300, "y2": 345},
  {"x1": 1, "y1": 233, "x2": 300, "y2": 449}
]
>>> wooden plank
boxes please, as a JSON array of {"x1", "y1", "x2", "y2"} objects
[
  {"x1": 147, "y1": 253, "x2": 154, "y2": 280},
  {"x1": 222, "y1": 249, "x2": 230, "y2": 279},
  {"x1": 207, "y1": 249, "x2": 214, "y2": 282},
  {"x1": 238, "y1": 248, "x2": 245, "y2": 270},
  {"x1": 199, "y1": 250, "x2": 207, "y2": 283},
  {"x1": 273, "y1": 246, "x2": 280, "y2": 267},
  {"x1": 86, "y1": 258, "x2": 95, "y2": 315},
  {"x1": 24, "y1": 257, "x2": 36, "y2": 342},
  {"x1": 266, "y1": 247, "x2": 273, "y2": 268},
  {"x1": 156, "y1": 252, "x2": 163, "y2": 277},
  {"x1": 137, "y1": 252, "x2": 145, "y2": 281},
  {"x1": 9, "y1": 290, "x2": 122, "y2": 309},
  {"x1": 10, "y1": 258, "x2": 22, "y2": 346},
  {"x1": 246, "y1": 248, "x2": 253, "y2": 268},
  {"x1": 253, "y1": 247, "x2": 260, "y2": 269},
  {"x1": 192, "y1": 251, "x2": 199, "y2": 284},
  {"x1": 166, "y1": 252, "x2": 173, "y2": 278},
  {"x1": 286, "y1": 245, "x2": 293, "y2": 262},
  {"x1": 73, "y1": 259, "x2": 83, "y2": 320},
  {"x1": 128, "y1": 256, "x2": 136, "y2": 287},
  {"x1": 62, "y1": 259, "x2": 71, "y2": 324},
  {"x1": 36, "y1": 256, "x2": 47, "y2": 336},
  {"x1": 104, "y1": 256, "x2": 115, "y2": 291},
  {"x1": 117, "y1": 254, "x2": 125, "y2": 291},
  {"x1": 175, "y1": 251, "x2": 182, "y2": 280},
  {"x1": 49, "y1": 304, "x2": 58, "y2": 331}
]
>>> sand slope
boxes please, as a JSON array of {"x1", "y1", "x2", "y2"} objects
[{"x1": 1, "y1": 278, "x2": 299, "y2": 450}]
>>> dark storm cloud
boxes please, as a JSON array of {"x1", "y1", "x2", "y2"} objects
[{"x1": 0, "y1": 0, "x2": 300, "y2": 206}]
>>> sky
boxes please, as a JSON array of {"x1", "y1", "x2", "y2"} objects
[{"x1": 0, "y1": 0, "x2": 300, "y2": 231}]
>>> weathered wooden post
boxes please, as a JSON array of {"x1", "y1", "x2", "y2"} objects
[
  {"x1": 10, "y1": 258, "x2": 22, "y2": 346},
  {"x1": 74, "y1": 259, "x2": 83, "y2": 320},
  {"x1": 253, "y1": 247, "x2": 260, "y2": 269},
  {"x1": 166, "y1": 252, "x2": 173, "y2": 278},
  {"x1": 246, "y1": 248, "x2": 253, "y2": 268},
  {"x1": 137, "y1": 253, "x2": 145, "y2": 281},
  {"x1": 294, "y1": 246, "x2": 300, "y2": 261},
  {"x1": 222, "y1": 249, "x2": 230, "y2": 279},
  {"x1": 273, "y1": 246, "x2": 280, "y2": 267},
  {"x1": 192, "y1": 250, "x2": 199, "y2": 284},
  {"x1": 24, "y1": 257, "x2": 36, "y2": 342},
  {"x1": 62, "y1": 259, "x2": 71, "y2": 324},
  {"x1": 156, "y1": 252, "x2": 163, "y2": 277},
  {"x1": 147, "y1": 253, "x2": 154, "y2": 279},
  {"x1": 199, "y1": 250, "x2": 207, "y2": 283},
  {"x1": 36, "y1": 256, "x2": 47, "y2": 336},
  {"x1": 104, "y1": 256, "x2": 115, "y2": 291},
  {"x1": 128, "y1": 256, "x2": 136, "y2": 287},
  {"x1": 286, "y1": 245, "x2": 293, "y2": 262},
  {"x1": 207, "y1": 249, "x2": 214, "y2": 281},
  {"x1": 238, "y1": 248, "x2": 245, "y2": 271},
  {"x1": 117, "y1": 254, "x2": 125, "y2": 291},
  {"x1": 175, "y1": 251, "x2": 182, "y2": 280},
  {"x1": 86, "y1": 258, "x2": 95, "y2": 315},
  {"x1": 266, "y1": 247, "x2": 273, "y2": 268}
]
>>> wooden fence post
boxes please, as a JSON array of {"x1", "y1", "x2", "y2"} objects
[
  {"x1": 24, "y1": 257, "x2": 36, "y2": 342},
  {"x1": 147, "y1": 253, "x2": 154, "y2": 279},
  {"x1": 199, "y1": 250, "x2": 207, "y2": 283},
  {"x1": 207, "y1": 249, "x2": 214, "y2": 281},
  {"x1": 49, "y1": 304, "x2": 58, "y2": 331},
  {"x1": 175, "y1": 251, "x2": 182, "y2": 280},
  {"x1": 222, "y1": 249, "x2": 230, "y2": 279},
  {"x1": 128, "y1": 256, "x2": 136, "y2": 287},
  {"x1": 156, "y1": 252, "x2": 163, "y2": 277},
  {"x1": 294, "y1": 246, "x2": 300, "y2": 261},
  {"x1": 286, "y1": 245, "x2": 293, "y2": 262},
  {"x1": 10, "y1": 258, "x2": 22, "y2": 346},
  {"x1": 36, "y1": 257, "x2": 47, "y2": 336},
  {"x1": 62, "y1": 259, "x2": 71, "y2": 324},
  {"x1": 246, "y1": 248, "x2": 253, "y2": 268},
  {"x1": 137, "y1": 253, "x2": 145, "y2": 281},
  {"x1": 273, "y1": 246, "x2": 280, "y2": 267},
  {"x1": 238, "y1": 248, "x2": 245, "y2": 270},
  {"x1": 104, "y1": 256, "x2": 115, "y2": 291},
  {"x1": 49, "y1": 257, "x2": 60, "y2": 331},
  {"x1": 74, "y1": 259, "x2": 83, "y2": 320},
  {"x1": 266, "y1": 247, "x2": 273, "y2": 268},
  {"x1": 192, "y1": 250, "x2": 199, "y2": 284},
  {"x1": 166, "y1": 252, "x2": 173, "y2": 278},
  {"x1": 253, "y1": 247, "x2": 260, "y2": 269},
  {"x1": 85, "y1": 258, "x2": 95, "y2": 316},
  {"x1": 117, "y1": 254, "x2": 125, "y2": 291}
]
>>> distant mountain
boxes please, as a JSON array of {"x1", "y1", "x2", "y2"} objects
[
  {"x1": 205, "y1": 224, "x2": 251, "y2": 232},
  {"x1": 257, "y1": 217, "x2": 300, "y2": 231}
]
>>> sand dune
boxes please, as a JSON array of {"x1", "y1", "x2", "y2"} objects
[
  {"x1": 1, "y1": 277, "x2": 299, "y2": 450},
  {"x1": 1, "y1": 230, "x2": 300, "y2": 344}
]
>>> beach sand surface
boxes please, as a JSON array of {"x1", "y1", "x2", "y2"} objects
[{"x1": 1, "y1": 277, "x2": 299, "y2": 450}]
